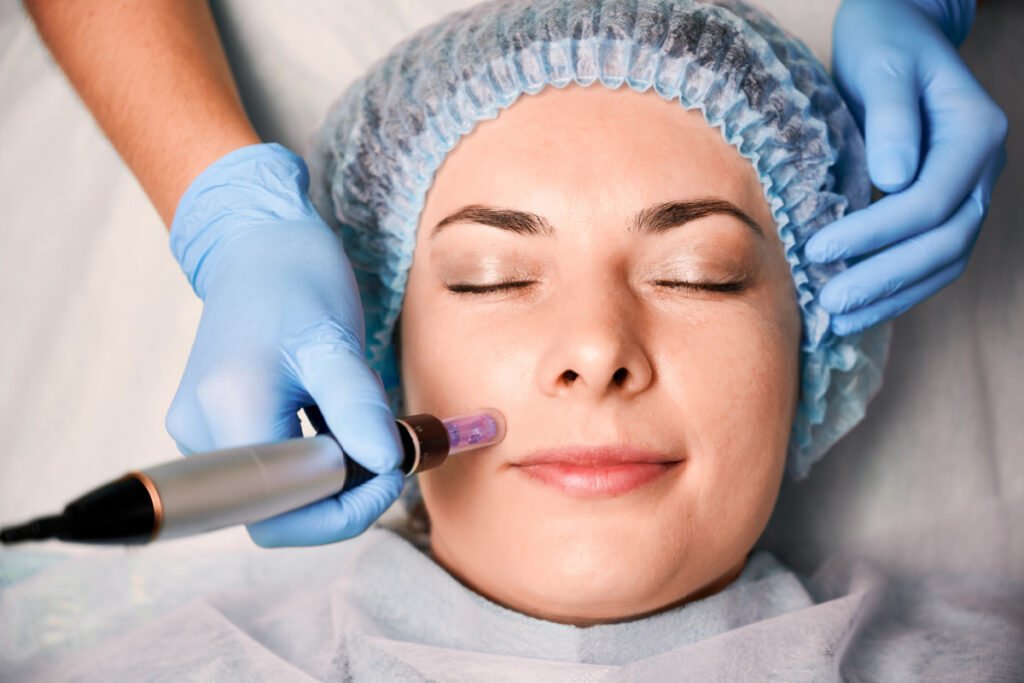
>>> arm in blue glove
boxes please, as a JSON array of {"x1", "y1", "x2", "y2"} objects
[
  {"x1": 166, "y1": 144, "x2": 407, "y2": 547},
  {"x1": 805, "y1": 0, "x2": 1008, "y2": 335},
  {"x1": 24, "y1": 1, "x2": 404, "y2": 546}
]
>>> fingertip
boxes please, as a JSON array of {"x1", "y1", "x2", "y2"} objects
[
  {"x1": 830, "y1": 314, "x2": 866, "y2": 337},
  {"x1": 869, "y1": 144, "x2": 918, "y2": 193},
  {"x1": 245, "y1": 522, "x2": 280, "y2": 548},
  {"x1": 817, "y1": 282, "x2": 847, "y2": 315},
  {"x1": 804, "y1": 236, "x2": 845, "y2": 264},
  {"x1": 803, "y1": 238, "x2": 824, "y2": 263},
  {"x1": 874, "y1": 178, "x2": 913, "y2": 195}
]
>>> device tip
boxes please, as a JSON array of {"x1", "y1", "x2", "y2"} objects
[
  {"x1": 442, "y1": 408, "x2": 506, "y2": 456},
  {"x1": 0, "y1": 515, "x2": 66, "y2": 545}
]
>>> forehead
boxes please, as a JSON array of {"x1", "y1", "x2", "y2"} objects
[{"x1": 418, "y1": 84, "x2": 771, "y2": 236}]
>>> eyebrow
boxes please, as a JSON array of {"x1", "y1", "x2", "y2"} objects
[{"x1": 430, "y1": 199, "x2": 765, "y2": 239}]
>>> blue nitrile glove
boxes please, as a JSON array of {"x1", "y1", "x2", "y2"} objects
[
  {"x1": 166, "y1": 143, "x2": 406, "y2": 547},
  {"x1": 804, "y1": 0, "x2": 1008, "y2": 335}
]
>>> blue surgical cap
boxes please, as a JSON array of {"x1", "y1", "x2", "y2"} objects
[{"x1": 308, "y1": 0, "x2": 892, "y2": 482}]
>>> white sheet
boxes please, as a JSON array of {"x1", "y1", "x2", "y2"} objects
[
  {"x1": 4, "y1": 497, "x2": 1022, "y2": 681},
  {"x1": 0, "y1": 0, "x2": 1021, "y2": 571}
]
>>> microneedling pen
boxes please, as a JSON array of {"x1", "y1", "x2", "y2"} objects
[{"x1": 0, "y1": 409, "x2": 505, "y2": 546}]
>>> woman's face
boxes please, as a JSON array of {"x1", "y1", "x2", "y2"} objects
[{"x1": 399, "y1": 84, "x2": 801, "y2": 626}]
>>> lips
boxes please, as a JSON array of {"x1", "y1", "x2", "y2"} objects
[{"x1": 510, "y1": 446, "x2": 684, "y2": 498}]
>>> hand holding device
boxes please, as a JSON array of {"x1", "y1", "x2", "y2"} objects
[
  {"x1": 1, "y1": 411, "x2": 505, "y2": 547},
  {"x1": 166, "y1": 143, "x2": 405, "y2": 547}
]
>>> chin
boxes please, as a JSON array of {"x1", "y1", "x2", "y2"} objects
[
  {"x1": 504, "y1": 563, "x2": 694, "y2": 626},
  {"x1": 521, "y1": 531, "x2": 677, "y2": 598}
]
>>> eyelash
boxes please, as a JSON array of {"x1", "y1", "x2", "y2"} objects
[{"x1": 446, "y1": 280, "x2": 746, "y2": 295}]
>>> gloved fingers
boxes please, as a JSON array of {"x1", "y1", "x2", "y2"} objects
[
  {"x1": 244, "y1": 469, "x2": 406, "y2": 547},
  {"x1": 829, "y1": 257, "x2": 968, "y2": 336},
  {"x1": 818, "y1": 192, "x2": 981, "y2": 314},
  {"x1": 806, "y1": 132, "x2": 989, "y2": 264},
  {"x1": 287, "y1": 321, "x2": 403, "y2": 475},
  {"x1": 854, "y1": 49, "x2": 922, "y2": 192},
  {"x1": 806, "y1": 89, "x2": 1006, "y2": 265}
]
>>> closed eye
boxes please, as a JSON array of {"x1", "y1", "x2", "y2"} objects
[
  {"x1": 446, "y1": 281, "x2": 534, "y2": 295},
  {"x1": 654, "y1": 280, "x2": 746, "y2": 293},
  {"x1": 446, "y1": 280, "x2": 746, "y2": 295}
]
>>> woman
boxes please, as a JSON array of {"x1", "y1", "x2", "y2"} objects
[
  {"x1": 2, "y1": 1, "x2": 1017, "y2": 680},
  {"x1": 307, "y1": 0, "x2": 887, "y2": 626}
]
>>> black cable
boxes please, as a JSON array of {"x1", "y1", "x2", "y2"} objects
[{"x1": 0, "y1": 514, "x2": 66, "y2": 544}]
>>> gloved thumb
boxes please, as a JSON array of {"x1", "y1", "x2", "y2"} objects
[
  {"x1": 856, "y1": 53, "x2": 923, "y2": 193},
  {"x1": 287, "y1": 322, "x2": 404, "y2": 475}
]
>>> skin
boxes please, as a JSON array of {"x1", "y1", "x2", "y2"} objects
[
  {"x1": 399, "y1": 84, "x2": 802, "y2": 626},
  {"x1": 23, "y1": 0, "x2": 260, "y2": 227}
]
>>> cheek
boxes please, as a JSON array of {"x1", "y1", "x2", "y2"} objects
[
  {"x1": 400, "y1": 286, "x2": 530, "y2": 416},
  {"x1": 668, "y1": 305, "x2": 798, "y2": 444},
  {"x1": 652, "y1": 288, "x2": 800, "y2": 522}
]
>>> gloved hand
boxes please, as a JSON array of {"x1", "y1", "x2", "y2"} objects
[
  {"x1": 166, "y1": 143, "x2": 406, "y2": 547},
  {"x1": 805, "y1": 0, "x2": 1008, "y2": 335}
]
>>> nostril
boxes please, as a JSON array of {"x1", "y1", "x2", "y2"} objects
[
  {"x1": 613, "y1": 367, "x2": 628, "y2": 386},
  {"x1": 562, "y1": 370, "x2": 579, "y2": 383}
]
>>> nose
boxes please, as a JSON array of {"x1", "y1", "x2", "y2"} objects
[{"x1": 535, "y1": 289, "x2": 654, "y2": 401}]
